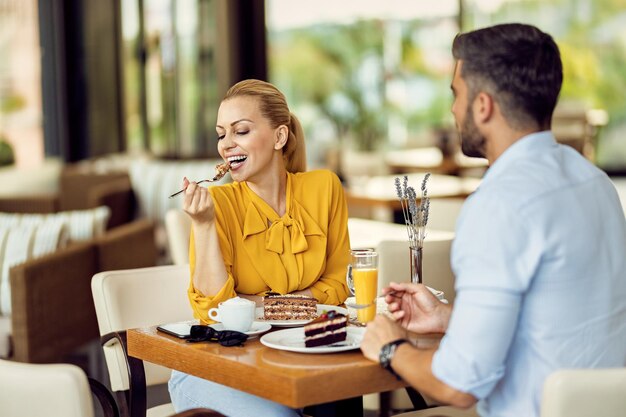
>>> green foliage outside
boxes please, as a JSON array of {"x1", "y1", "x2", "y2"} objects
[
  {"x1": 0, "y1": 139, "x2": 15, "y2": 167},
  {"x1": 464, "y1": 0, "x2": 626, "y2": 168},
  {"x1": 269, "y1": 0, "x2": 626, "y2": 169}
]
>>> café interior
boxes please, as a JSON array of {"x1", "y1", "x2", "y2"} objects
[{"x1": 1, "y1": 1, "x2": 625, "y2": 416}]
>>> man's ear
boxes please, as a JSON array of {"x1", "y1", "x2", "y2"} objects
[
  {"x1": 274, "y1": 125, "x2": 289, "y2": 150},
  {"x1": 473, "y1": 91, "x2": 494, "y2": 125}
]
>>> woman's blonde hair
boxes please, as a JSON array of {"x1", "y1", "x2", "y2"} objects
[{"x1": 223, "y1": 79, "x2": 307, "y2": 173}]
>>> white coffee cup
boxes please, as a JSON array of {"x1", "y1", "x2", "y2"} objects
[{"x1": 208, "y1": 297, "x2": 255, "y2": 332}]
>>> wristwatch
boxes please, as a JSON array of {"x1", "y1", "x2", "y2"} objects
[{"x1": 379, "y1": 339, "x2": 410, "y2": 379}]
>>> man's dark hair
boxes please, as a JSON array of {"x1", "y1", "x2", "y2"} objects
[{"x1": 452, "y1": 23, "x2": 563, "y2": 130}]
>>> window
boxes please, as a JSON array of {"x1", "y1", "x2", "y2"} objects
[{"x1": 266, "y1": 0, "x2": 460, "y2": 171}]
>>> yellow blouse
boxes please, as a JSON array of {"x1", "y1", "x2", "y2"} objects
[{"x1": 188, "y1": 170, "x2": 351, "y2": 322}]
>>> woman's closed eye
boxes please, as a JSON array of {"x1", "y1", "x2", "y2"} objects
[{"x1": 216, "y1": 130, "x2": 249, "y2": 141}]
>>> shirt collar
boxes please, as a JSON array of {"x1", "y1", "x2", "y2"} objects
[{"x1": 481, "y1": 131, "x2": 557, "y2": 186}]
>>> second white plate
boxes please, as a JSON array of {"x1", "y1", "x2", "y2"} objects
[{"x1": 260, "y1": 326, "x2": 365, "y2": 353}]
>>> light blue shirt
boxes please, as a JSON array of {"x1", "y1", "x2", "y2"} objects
[{"x1": 432, "y1": 131, "x2": 626, "y2": 417}]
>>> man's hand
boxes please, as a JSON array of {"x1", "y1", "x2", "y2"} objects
[
  {"x1": 384, "y1": 282, "x2": 452, "y2": 334},
  {"x1": 360, "y1": 315, "x2": 407, "y2": 362}
]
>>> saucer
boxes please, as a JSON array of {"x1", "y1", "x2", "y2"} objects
[{"x1": 209, "y1": 321, "x2": 272, "y2": 337}]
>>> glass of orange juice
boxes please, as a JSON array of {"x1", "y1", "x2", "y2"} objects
[{"x1": 348, "y1": 250, "x2": 379, "y2": 323}]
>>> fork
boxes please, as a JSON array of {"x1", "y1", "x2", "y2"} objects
[{"x1": 168, "y1": 176, "x2": 222, "y2": 199}]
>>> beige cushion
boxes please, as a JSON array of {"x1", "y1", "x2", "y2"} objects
[
  {"x1": 377, "y1": 238, "x2": 456, "y2": 303},
  {"x1": 129, "y1": 159, "x2": 228, "y2": 226},
  {"x1": 0, "y1": 225, "x2": 36, "y2": 315},
  {"x1": 0, "y1": 206, "x2": 110, "y2": 243},
  {"x1": 0, "y1": 219, "x2": 68, "y2": 315},
  {"x1": 165, "y1": 209, "x2": 191, "y2": 266},
  {"x1": 426, "y1": 198, "x2": 465, "y2": 232},
  {"x1": 0, "y1": 359, "x2": 95, "y2": 417},
  {"x1": 541, "y1": 368, "x2": 626, "y2": 417},
  {"x1": 0, "y1": 316, "x2": 11, "y2": 358},
  {"x1": 0, "y1": 207, "x2": 105, "y2": 315}
]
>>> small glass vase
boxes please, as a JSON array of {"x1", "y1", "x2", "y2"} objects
[{"x1": 409, "y1": 246, "x2": 423, "y2": 284}]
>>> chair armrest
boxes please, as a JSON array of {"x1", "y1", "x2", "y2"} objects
[
  {"x1": 96, "y1": 219, "x2": 157, "y2": 271},
  {"x1": 99, "y1": 331, "x2": 225, "y2": 417},
  {"x1": 10, "y1": 242, "x2": 98, "y2": 362},
  {"x1": 101, "y1": 330, "x2": 147, "y2": 417},
  {"x1": 89, "y1": 377, "x2": 121, "y2": 417},
  {"x1": 0, "y1": 196, "x2": 59, "y2": 213},
  {"x1": 89, "y1": 178, "x2": 136, "y2": 229}
]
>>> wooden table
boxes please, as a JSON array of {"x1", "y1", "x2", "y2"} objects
[
  {"x1": 127, "y1": 326, "x2": 410, "y2": 412},
  {"x1": 345, "y1": 173, "x2": 481, "y2": 211}
]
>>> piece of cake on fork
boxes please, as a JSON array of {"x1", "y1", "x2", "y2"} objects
[
  {"x1": 263, "y1": 294, "x2": 318, "y2": 321},
  {"x1": 304, "y1": 310, "x2": 348, "y2": 347}
]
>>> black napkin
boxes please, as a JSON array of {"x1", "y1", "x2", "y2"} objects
[{"x1": 186, "y1": 325, "x2": 248, "y2": 346}]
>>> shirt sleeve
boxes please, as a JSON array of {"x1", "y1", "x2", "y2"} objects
[
  {"x1": 432, "y1": 192, "x2": 541, "y2": 398},
  {"x1": 308, "y1": 172, "x2": 351, "y2": 305}
]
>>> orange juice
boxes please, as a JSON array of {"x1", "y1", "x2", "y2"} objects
[{"x1": 353, "y1": 268, "x2": 378, "y2": 323}]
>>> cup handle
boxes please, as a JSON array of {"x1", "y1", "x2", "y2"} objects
[
  {"x1": 346, "y1": 264, "x2": 355, "y2": 296},
  {"x1": 208, "y1": 308, "x2": 220, "y2": 321}
]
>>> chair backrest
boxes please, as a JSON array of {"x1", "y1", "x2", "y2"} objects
[
  {"x1": 541, "y1": 368, "x2": 626, "y2": 417},
  {"x1": 377, "y1": 237, "x2": 456, "y2": 303},
  {"x1": 165, "y1": 209, "x2": 191, "y2": 265},
  {"x1": 91, "y1": 264, "x2": 191, "y2": 392},
  {"x1": 425, "y1": 198, "x2": 465, "y2": 232},
  {"x1": 0, "y1": 358, "x2": 94, "y2": 417}
]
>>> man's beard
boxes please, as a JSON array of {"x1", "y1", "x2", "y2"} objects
[{"x1": 459, "y1": 105, "x2": 486, "y2": 158}]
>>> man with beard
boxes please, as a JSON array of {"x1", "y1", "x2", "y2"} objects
[{"x1": 360, "y1": 23, "x2": 626, "y2": 417}]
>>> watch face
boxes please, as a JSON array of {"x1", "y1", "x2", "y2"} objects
[{"x1": 380, "y1": 343, "x2": 396, "y2": 369}]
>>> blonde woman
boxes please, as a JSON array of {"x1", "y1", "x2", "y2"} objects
[{"x1": 169, "y1": 79, "x2": 351, "y2": 416}]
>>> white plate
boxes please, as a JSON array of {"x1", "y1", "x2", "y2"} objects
[
  {"x1": 256, "y1": 304, "x2": 349, "y2": 327},
  {"x1": 260, "y1": 326, "x2": 365, "y2": 353},
  {"x1": 209, "y1": 321, "x2": 272, "y2": 337}
]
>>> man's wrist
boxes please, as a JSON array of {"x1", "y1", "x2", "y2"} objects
[{"x1": 379, "y1": 339, "x2": 410, "y2": 379}]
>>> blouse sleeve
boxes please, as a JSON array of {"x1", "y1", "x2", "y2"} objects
[{"x1": 308, "y1": 173, "x2": 351, "y2": 305}]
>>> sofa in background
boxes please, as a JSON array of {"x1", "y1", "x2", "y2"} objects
[{"x1": 1, "y1": 216, "x2": 157, "y2": 363}]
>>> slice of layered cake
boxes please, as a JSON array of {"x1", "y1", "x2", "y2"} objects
[
  {"x1": 263, "y1": 294, "x2": 318, "y2": 321},
  {"x1": 304, "y1": 310, "x2": 348, "y2": 347}
]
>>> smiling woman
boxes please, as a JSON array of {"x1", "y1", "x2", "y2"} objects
[{"x1": 169, "y1": 79, "x2": 352, "y2": 417}]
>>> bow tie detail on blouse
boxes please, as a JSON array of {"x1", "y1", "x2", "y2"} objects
[{"x1": 266, "y1": 215, "x2": 308, "y2": 254}]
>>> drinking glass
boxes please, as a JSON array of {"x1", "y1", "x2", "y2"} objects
[{"x1": 347, "y1": 250, "x2": 379, "y2": 323}]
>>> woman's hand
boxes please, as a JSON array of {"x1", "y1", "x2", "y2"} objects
[
  {"x1": 182, "y1": 177, "x2": 216, "y2": 225},
  {"x1": 384, "y1": 282, "x2": 452, "y2": 334}
]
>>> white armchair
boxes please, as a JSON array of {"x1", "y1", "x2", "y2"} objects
[
  {"x1": 541, "y1": 368, "x2": 626, "y2": 417},
  {"x1": 165, "y1": 209, "x2": 191, "y2": 266},
  {"x1": 91, "y1": 264, "x2": 222, "y2": 417}
]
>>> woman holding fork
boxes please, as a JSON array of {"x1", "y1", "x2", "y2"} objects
[{"x1": 168, "y1": 79, "x2": 351, "y2": 417}]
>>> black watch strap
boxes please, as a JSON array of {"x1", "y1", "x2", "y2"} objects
[{"x1": 379, "y1": 338, "x2": 410, "y2": 380}]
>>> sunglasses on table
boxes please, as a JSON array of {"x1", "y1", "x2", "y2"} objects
[{"x1": 186, "y1": 325, "x2": 249, "y2": 347}]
